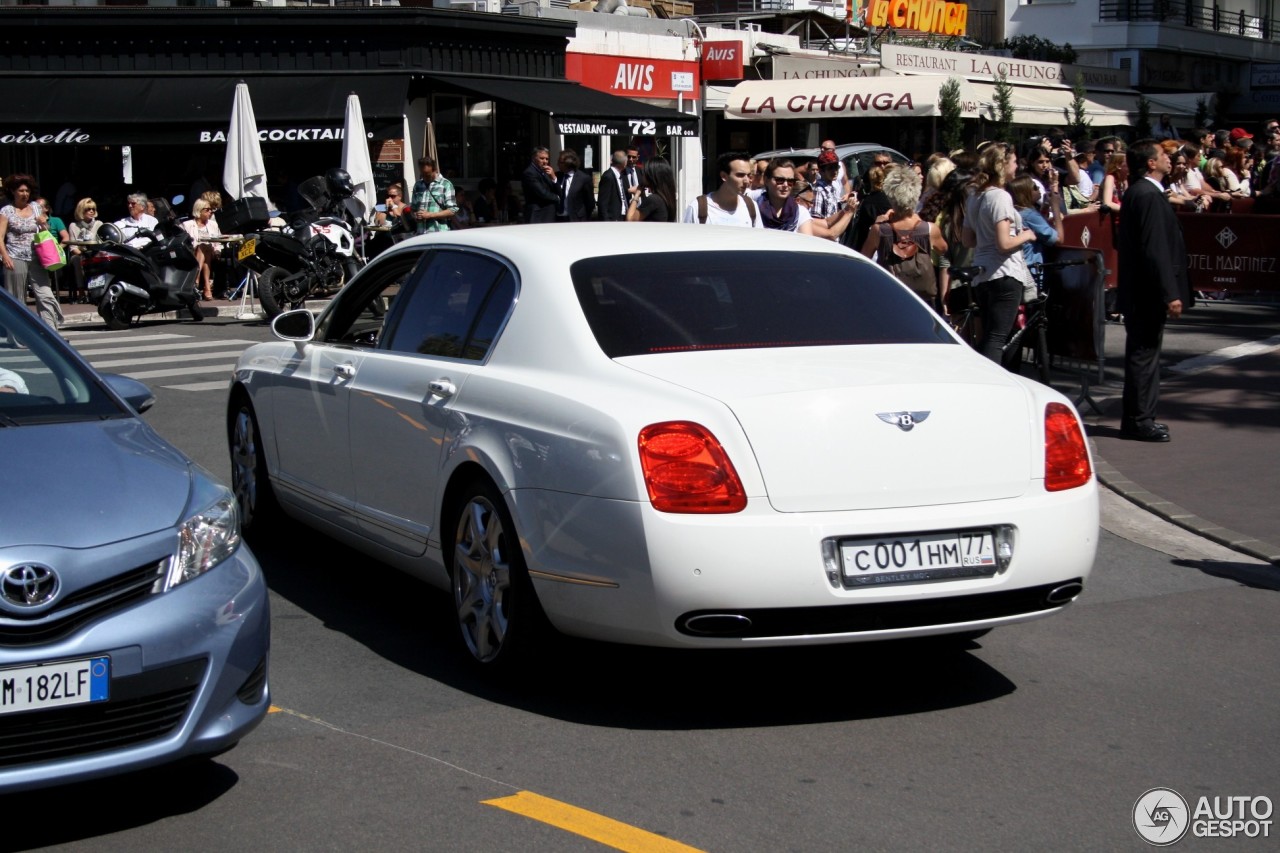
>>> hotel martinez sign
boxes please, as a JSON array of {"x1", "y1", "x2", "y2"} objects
[{"x1": 881, "y1": 45, "x2": 1128, "y2": 90}]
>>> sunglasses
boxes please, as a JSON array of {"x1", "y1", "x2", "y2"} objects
[
  {"x1": 821, "y1": 146, "x2": 836, "y2": 151},
  {"x1": 84, "y1": 207, "x2": 97, "y2": 212},
  {"x1": 771, "y1": 176, "x2": 798, "y2": 185}
]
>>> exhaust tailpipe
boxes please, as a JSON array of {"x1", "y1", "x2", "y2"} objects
[
  {"x1": 1045, "y1": 582, "x2": 1084, "y2": 606},
  {"x1": 682, "y1": 614, "x2": 753, "y2": 636}
]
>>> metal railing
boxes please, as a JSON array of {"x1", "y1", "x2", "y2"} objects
[{"x1": 1099, "y1": 1, "x2": 1276, "y2": 41}]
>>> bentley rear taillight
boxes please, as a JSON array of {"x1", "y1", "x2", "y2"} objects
[
  {"x1": 638, "y1": 421, "x2": 747, "y2": 513},
  {"x1": 1044, "y1": 402, "x2": 1092, "y2": 491}
]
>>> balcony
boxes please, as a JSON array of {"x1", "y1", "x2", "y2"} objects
[{"x1": 1099, "y1": 1, "x2": 1276, "y2": 41}]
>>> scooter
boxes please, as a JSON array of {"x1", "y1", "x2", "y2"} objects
[
  {"x1": 83, "y1": 196, "x2": 207, "y2": 330},
  {"x1": 234, "y1": 169, "x2": 363, "y2": 319}
]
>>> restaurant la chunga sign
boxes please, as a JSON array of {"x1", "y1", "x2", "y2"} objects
[{"x1": 866, "y1": 0, "x2": 968, "y2": 36}]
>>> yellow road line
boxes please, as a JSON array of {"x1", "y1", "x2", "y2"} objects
[
  {"x1": 268, "y1": 705, "x2": 283, "y2": 713},
  {"x1": 483, "y1": 791, "x2": 705, "y2": 853}
]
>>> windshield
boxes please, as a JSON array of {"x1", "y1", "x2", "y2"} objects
[
  {"x1": 0, "y1": 296, "x2": 127, "y2": 426},
  {"x1": 571, "y1": 251, "x2": 954, "y2": 358}
]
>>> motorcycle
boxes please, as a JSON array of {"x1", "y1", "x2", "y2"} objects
[
  {"x1": 83, "y1": 196, "x2": 206, "y2": 330},
  {"x1": 233, "y1": 169, "x2": 364, "y2": 319}
]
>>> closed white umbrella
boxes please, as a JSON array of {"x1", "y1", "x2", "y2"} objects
[
  {"x1": 223, "y1": 81, "x2": 268, "y2": 201},
  {"x1": 341, "y1": 92, "x2": 377, "y2": 225},
  {"x1": 402, "y1": 114, "x2": 415, "y2": 189}
]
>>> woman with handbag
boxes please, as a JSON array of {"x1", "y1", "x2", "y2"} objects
[
  {"x1": 67, "y1": 197, "x2": 103, "y2": 303},
  {"x1": 0, "y1": 174, "x2": 64, "y2": 329}
]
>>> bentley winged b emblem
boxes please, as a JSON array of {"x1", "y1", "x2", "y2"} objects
[{"x1": 876, "y1": 411, "x2": 930, "y2": 432}]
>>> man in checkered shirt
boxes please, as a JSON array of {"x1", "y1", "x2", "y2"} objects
[{"x1": 409, "y1": 157, "x2": 457, "y2": 233}]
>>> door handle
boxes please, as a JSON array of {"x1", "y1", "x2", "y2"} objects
[
  {"x1": 334, "y1": 362, "x2": 356, "y2": 379},
  {"x1": 429, "y1": 379, "x2": 456, "y2": 398}
]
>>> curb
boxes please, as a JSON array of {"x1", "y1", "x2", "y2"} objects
[
  {"x1": 1090, "y1": 442, "x2": 1280, "y2": 566},
  {"x1": 59, "y1": 299, "x2": 332, "y2": 327}
]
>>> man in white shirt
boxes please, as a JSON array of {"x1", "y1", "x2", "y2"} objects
[
  {"x1": 682, "y1": 151, "x2": 761, "y2": 227},
  {"x1": 114, "y1": 193, "x2": 159, "y2": 248}
]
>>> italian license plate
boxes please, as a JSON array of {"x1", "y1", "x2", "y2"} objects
[
  {"x1": 87, "y1": 274, "x2": 109, "y2": 290},
  {"x1": 840, "y1": 530, "x2": 998, "y2": 586},
  {"x1": 0, "y1": 656, "x2": 110, "y2": 716},
  {"x1": 237, "y1": 237, "x2": 256, "y2": 261}
]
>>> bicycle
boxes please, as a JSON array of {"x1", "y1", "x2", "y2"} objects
[
  {"x1": 944, "y1": 265, "x2": 984, "y2": 347},
  {"x1": 1001, "y1": 258, "x2": 1090, "y2": 385}
]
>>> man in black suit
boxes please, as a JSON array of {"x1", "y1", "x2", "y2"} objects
[
  {"x1": 521, "y1": 146, "x2": 560, "y2": 224},
  {"x1": 1116, "y1": 139, "x2": 1193, "y2": 442},
  {"x1": 555, "y1": 149, "x2": 595, "y2": 222},
  {"x1": 596, "y1": 150, "x2": 628, "y2": 221}
]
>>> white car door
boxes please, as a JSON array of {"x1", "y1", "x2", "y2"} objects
[
  {"x1": 269, "y1": 250, "x2": 424, "y2": 531},
  {"x1": 348, "y1": 249, "x2": 518, "y2": 556}
]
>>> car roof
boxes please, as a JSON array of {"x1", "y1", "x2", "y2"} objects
[
  {"x1": 385, "y1": 222, "x2": 861, "y2": 269},
  {"x1": 752, "y1": 143, "x2": 907, "y2": 162}
]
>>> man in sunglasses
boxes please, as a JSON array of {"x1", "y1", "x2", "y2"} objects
[{"x1": 749, "y1": 158, "x2": 815, "y2": 235}]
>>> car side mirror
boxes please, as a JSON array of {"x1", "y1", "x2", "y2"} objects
[
  {"x1": 272, "y1": 309, "x2": 315, "y2": 343},
  {"x1": 102, "y1": 374, "x2": 156, "y2": 414}
]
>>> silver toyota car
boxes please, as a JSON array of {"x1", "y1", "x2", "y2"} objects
[{"x1": 0, "y1": 288, "x2": 269, "y2": 792}]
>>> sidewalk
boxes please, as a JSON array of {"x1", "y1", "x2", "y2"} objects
[
  {"x1": 1084, "y1": 316, "x2": 1280, "y2": 566},
  {"x1": 59, "y1": 297, "x2": 265, "y2": 326}
]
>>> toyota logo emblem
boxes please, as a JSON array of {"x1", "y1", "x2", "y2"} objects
[{"x1": 2, "y1": 564, "x2": 60, "y2": 608}]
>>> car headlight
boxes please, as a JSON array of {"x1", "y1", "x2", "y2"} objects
[{"x1": 160, "y1": 486, "x2": 242, "y2": 592}]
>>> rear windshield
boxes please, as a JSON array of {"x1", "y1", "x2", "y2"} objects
[{"x1": 571, "y1": 250, "x2": 954, "y2": 357}]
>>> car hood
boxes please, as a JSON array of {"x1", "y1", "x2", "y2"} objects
[
  {"x1": 618, "y1": 345, "x2": 1036, "y2": 512},
  {"x1": 2, "y1": 419, "x2": 193, "y2": 547}
]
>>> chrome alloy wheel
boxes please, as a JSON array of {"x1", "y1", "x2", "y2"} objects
[
  {"x1": 452, "y1": 494, "x2": 513, "y2": 664},
  {"x1": 230, "y1": 406, "x2": 266, "y2": 530}
]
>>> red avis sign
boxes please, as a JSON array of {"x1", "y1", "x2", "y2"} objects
[
  {"x1": 566, "y1": 54, "x2": 700, "y2": 99},
  {"x1": 701, "y1": 41, "x2": 744, "y2": 81}
]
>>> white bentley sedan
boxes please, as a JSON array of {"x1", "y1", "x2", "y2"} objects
[{"x1": 227, "y1": 224, "x2": 1097, "y2": 666}]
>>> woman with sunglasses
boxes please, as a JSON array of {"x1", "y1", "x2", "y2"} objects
[{"x1": 67, "y1": 198, "x2": 103, "y2": 304}]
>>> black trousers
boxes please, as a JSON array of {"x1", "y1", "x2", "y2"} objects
[
  {"x1": 1122, "y1": 302, "x2": 1167, "y2": 428},
  {"x1": 976, "y1": 275, "x2": 1023, "y2": 365}
]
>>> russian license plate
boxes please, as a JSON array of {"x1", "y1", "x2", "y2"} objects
[
  {"x1": 0, "y1": 656, "x2": 110, "y2": 716},
  {"x1": 236, "y1": 237, "x2": 257, "y2": 261},
  {"x1": 840, "y1": 530, "x2": 998, "y2": 586}
]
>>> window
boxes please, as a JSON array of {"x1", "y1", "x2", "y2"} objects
[
  {"x1": 318, "y1": 251, "x2": 424, "y2": 348},
  {"x1": 383, "y1": 250, "x2": 516, "y2": 361},
  {"x1": 571, "y1": 251, "x2": 953, "y2": 358}
]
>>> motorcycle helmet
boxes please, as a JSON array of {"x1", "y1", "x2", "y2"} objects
[
  {"x1": 325, "y1": 168, "x2": 355, "y2": 199},
  {"x1": 97, "y1": 222, "x2": 123, "y2": 244}
]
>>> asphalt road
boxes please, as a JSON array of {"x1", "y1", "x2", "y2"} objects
[{"x1": 14, "y1": 317, "x2": 1277, "y2": 852}]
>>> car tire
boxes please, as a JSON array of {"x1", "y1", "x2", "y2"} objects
[
  {"x1": 256, "y1": 266, "x2": 290, "y2": 320},
  {"x1": 228, "y1": 395, "x2": 278, "y2": 535},
  {"x1": 446, "y1": 479, "x2": 546, "y2": 668}
]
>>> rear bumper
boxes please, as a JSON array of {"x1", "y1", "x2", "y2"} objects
[{"x1": 518, "y1": 482, "x2": 1098, "y2": 648}]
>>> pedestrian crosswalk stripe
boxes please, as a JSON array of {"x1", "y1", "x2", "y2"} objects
[
  {"x1": 164, "y1": 380, "x2": 230, "y2": 392},
  {"x1": 62, "y1": 332, "x2": 191, "y2": 344},
  {"x1": 90, "y1": 351, "x2": 248, "y2": 369},
  {"x1": 123, "y1": 364, "x2": 239, "y2": 380},
  {"x1": 77, "y1": 339, "x2": 257, "y2": 357}
]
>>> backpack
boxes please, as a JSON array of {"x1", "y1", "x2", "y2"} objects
[
  {"x1": 697, "y1": 194, "x2": 757, "y2": 226},
  {"x1": 877, "y1": 221, "x2": 936, "y2": 299}
]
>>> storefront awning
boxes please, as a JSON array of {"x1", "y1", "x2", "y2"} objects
[
  {"x1": 4, "y1": 75, "x2": 410, "y2": 145},
  {"x1": 966, "y1": 83, "x2": 1133, "y2": 126},
  {"x1": 427, "y1": 73, "x2": 699, "y2": 137},
  {"x1": 724, "y1": 76, "x2": 980, "y2": 120}
]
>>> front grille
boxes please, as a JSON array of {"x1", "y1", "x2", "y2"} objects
[
  {"x1": 0, "y1": 560, "x2": 166, "y2": 647},
  {"x1": 0, "y1": 659, "x2": 205, "y2": 768},
  {"x1": 676, "y1": 580, "x2": 1082, "y2": 639}
]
